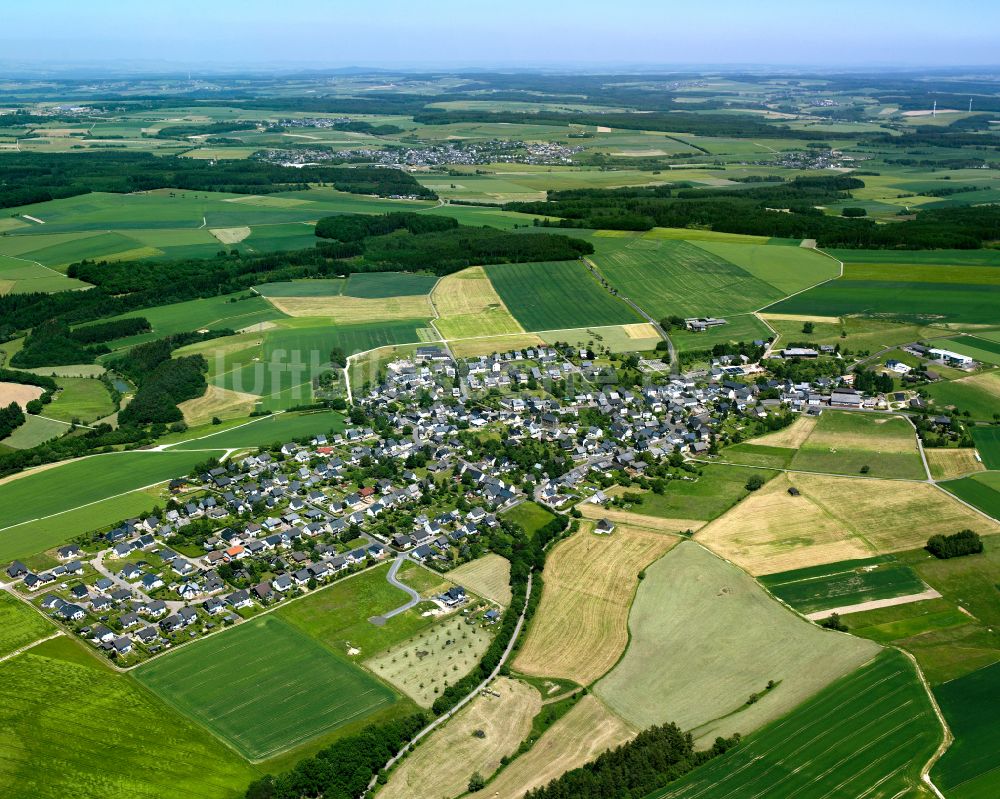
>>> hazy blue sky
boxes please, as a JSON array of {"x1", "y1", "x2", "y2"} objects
[{"x1": 3, "y1": 0, "x2": 998, "y2": 69}]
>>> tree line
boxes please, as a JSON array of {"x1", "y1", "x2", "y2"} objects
[
  {"x1": 926, "y1": 529, "x2": 983, "y2": 559},
  {"x1": 0, "y1": 402, "x2": 26, "y2": 440}
]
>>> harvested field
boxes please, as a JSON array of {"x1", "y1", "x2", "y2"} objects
[
  {"x1": 448, "y1": 554, "x2": 512, "y2": 606},
  {"x1": 265, "y1": 294, "x2": 432, "y2": 322},
  {"x1": 0, "y1": 382, "x2": 44, "y2": 410},
  {"x1": 513, "y1": 521, "x2": 677, "y2": 685},
  {"x1": 467, "y1": 695, "x2": 634, "y2": 799},
  {"x1": 178, "y1": 384, "x2": 259, "y2": 425},
  {"x1": 698, "y1": 472, "x2": 1000, "y2": 575},
  {"x1": 449, "y1": 333, "x2": 545, "y2": 358},
  {"x1": 379, "y1": 677, "x2": 539, "y2": 799},
  {"x1": 432, "y1": 266, "x2": 524, "y2": 339},
  {"x1": 578, "y1": 501, "x2": 704, "y2": 535},
  {"x1": 926, "y1": 448, "x2": 986, "y2": 480},
  {"x1": 747, "y1": 414, "x2": 817, "y2": 449},
  {"x1": 365, "y1": 614, "x2": 494, "y2": 708},
  {"x1": 209, "y1": 226, "x2": 251, "y2": 244},
  {"x1": 595, "y1": 542, "x2": 879, "y2": 742}
]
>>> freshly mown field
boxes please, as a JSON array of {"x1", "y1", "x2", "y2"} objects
[
  {"x1": 265, "y1": 293, "x2": 433, "y2": 322},
  {"x1": 538, "y1": 322, "x2": 661, "y2": 353},
  {"x1": 747, "y1": 413, "x2": 817, "y2": 448},
  {"x1": 925, "y1": 372, "x2": 1000, "y2": 421},
  {"x1": 432, "y1": 266, "x2": 525, "y2": 339},
  {"x1": 365, "y1": 614, "x2": 494, "y2": 707},
  {"x1": 650, "y1": 650, "x2": 940, "y2": 799},
  {"x1": 926, "y1": 447, "x2": 986, "y2": 481},
  {"x1": 940, "y1": 472, "x2": 1000, "y2": 520},
  {"x1": 501, "y1": 501, "x2": 556, "y2": 537},
  {"x1": 788, "y1": 410, "x2": 925, "y2": 480},
  {"x1": 379, "y1": 676, "x2": 540, "y2": 799},
  {"x1": 589, "y1": 237, "x2": 785, "y2": 319},
  {"x1": 0, "y1": 591, "x2": 53, "y2": 658},
  {"x1": 514, "y1": 521, "x2": 677, "y2": 686},
  {"x1": 170, "y1": 410, "x2": 344, "y2": 451},
  {"x1": 447, "y1": 554, "x2": 512, "y2": 606},
  {"x1": 136, "y1": 614, "x2": 397, "y2": 760},
  {"x1": 177, "y1": 384, "x2": 258, "y2": 426},
  {"x1": 275, "y1": 563, "x2": 440, "y2": 658},
  {"x1": 344, "y1": 271, "x2": 438, "y2": 299},
  {"x1": 932, "y1": 660, "x2": 1000, "y2": 799},
  {"x1": 595, "y1": 542, "x2": 879, "y2": 743},
  {"x1": 764, "y1": 278, "x2": 1000, "y2": 324},
  {"x1": 972, "y1": 426, "x2": 1000, "y2": 470},
  {"x1": 758, "y1": 555, "x2": 928, "y2": 614},
  {"x1": 448, "y1": 333, "x2": 545, "y2": 358},
  {"x1": 467, "y1": 694, "x2": 635, "y2": 799},
  {"x1": 0, "y1": 636, "x2": 257, "y2": 798},
  {"x1": 698, "y1": 472, "x2": 1000, "y2": 576},
  {"x1": 484, "y1": 260, "x2": 639, "y2": 331}
]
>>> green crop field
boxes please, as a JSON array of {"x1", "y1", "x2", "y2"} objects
[
  {"x1": 0, "y1": 591, "x2": 53, "y2": 658},
  {"x1": 484, "y1": 260, "x2": 638, "y2": 331},
  {"x1": 0, "y1": 254, "x2": 91, "y2": 294},
  {"x1": 649, "y1": 650, "x2": 940, "y2": 799},
  {"x1": 0, "y1": 450, "x2": 218, "y2": 530},
  {"x1": 828, "y1": 249, "x2": 1000, "y2": 267},
  {"x1": 0, "y1": 487, "x2": 163, "y2": 563},
  {"x1": 842, "y1": 597, "x2": 972, "y2": 644},
  {"x1": 169, "y1": 410, "x2": 345, "y2": 451},
  {"x1": 940, "y1": 472, "x2": 1000, "y2": 519},
  {"x1": 788, "y1": 410, "x2": 926, "y2": 480},
  {"x1": 501, "y1": 501, "x2": 557, "y2": 537},
  {"x1": 758, "y1": 555, "x2": 927, "y2": 613},
  {"x1": 925, "y1": 374, "x2": 1000, "y2": 421},
  {"x1": 135, "y1": 614, "x2": 397, "y2": 760},
  {"x1": 932, "y1": 660, "x2": 1000, "y2": 799},
  {"x1": 764, "y1": 279, "x2": 1000, "y2": 324},
  {"x1": 595, "y1": 542, "x2": 879, "y2": 742},
  {"x1": 627, "y1": 464, "x2": 778, "y2": 522},
  {"x1": 691, "y1": 242, "x2": 839, "y2": 295},
  {"x1": 589, "y1": 237, "x2": 786, "y2": 319},
  {"x1": 972, "y1": 427, "x2": 1000, "y2": 469},
  {"x1": 255, "y1": 279, "x2": 347, "y2": 297},
  {"x1": 344, "y1": 271, "x2": 437, "y2": 298},
  {"x1": 0, "y1": 636, "x2": 257, "y2": 798},
  {"x1": 1, "y1": 415, "x2": 70, "y2": 449}
]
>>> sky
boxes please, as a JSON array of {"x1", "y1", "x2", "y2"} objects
[{"x1": 2, "y1": 0, "x2": 998, "y2": 70}]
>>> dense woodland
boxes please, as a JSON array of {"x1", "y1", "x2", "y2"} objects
[
  {"x1": 926, "y1": 529, "x2": 984, "y2": 559},
  {"x1": 0, "y1": 402, "x2": 26, "y2": 440},
  {"x1": 10, "y1": 319, "x2": 95, "y2": 367},
  {"x1": 0, "y1": 152, "x2": 434, "y2": 209},
  {"x1": 524, "y1": 724, "x2": 739, "y2": 799}
]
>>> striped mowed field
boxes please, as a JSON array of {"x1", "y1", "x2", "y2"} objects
[{"x1": 135, "y1": 614, "x2": 397, "y2": 760}]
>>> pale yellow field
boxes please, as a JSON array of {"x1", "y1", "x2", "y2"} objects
[
  {"x1": 365, "y1": 614, "x2": 494, "y2": 708},
  {"x1": 0, "y1": 382, "x2": 43, "y2": 409},
  {"x1": 621, "y1": 322, "x2": 659, "y2": 339},
  {"x1": 513, "y1": 521, "x2": 677, "y2": 685},
  {"x1": 926, "y1": 448, "x2": 986, "y2": 480},
  {"x1": 805, "y1": 414, "x2": 917, "y2": 454},
  {"x1": 578, "y1": 501, "x2": 704, "y2": 535},
  {"x1": 760, "y1": 312, "x2": 842, "y2": 324},
  {"x1": 449, "y1": 333, "x2": 545, "y2": 358},
  {"x1": 448, "y1": 554, "x2": 512, "y2": 606},
  {"x1": 698, "y1": 472, "x2": 1000, "y2": 576},
  {"x1": 748, "y1": 414, "x2": 817, "y2": 449},
  {"x1": 379, "y1": 677, "x2": 540, "y2": 799},
  {"x1": 266, "y1": 294, "x2": 432, "y2": 322},
  {"x1": 178, "y1": 385, "x2": 259, "y2": 426},
  {"x1": 210, "y1": 226, "x2": 251, "y2": 244},
  {"x1": 433, "y1": 266, "x2": 525, "y2": 339},
  {"x1": 467, "y1": 695, "x2": 635, "y2": 799}
]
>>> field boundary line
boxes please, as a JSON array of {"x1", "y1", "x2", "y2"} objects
[
  {"x1": 0, "y1": 630, "x2": 64, "y2": 665},
  {"x1": 755, "y1": 247, "x2": 844, "y2": 314},
  {"x1": 932, "y1": 481, "x2": 1000, "y2": 523},
  {"x1": 157, "y1": 411, "x2": 285, "y2": 451},
  {"x1": 896, "y1": 648, "x2": 951, "y2": 799},
  {"x1": 1, "y1": 251, "x2": 71, "y2": 278}
]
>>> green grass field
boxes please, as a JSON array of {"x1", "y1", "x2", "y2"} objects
[
  {"x1": 589, "y1": 237, "x2": 785, "y2": 319},
  {"x1": 0, "y1": 414, "x2": 70, "y2": 449},
  {"x1": 0, "y1": 636, "x2": 257, "y2": 798},
  {"x1": 0, "y1": 254, "x2": 92, "y2": 294},
  {"x1": 930, "y1": 336, "x2": 1000, "y2": 366},
  {"x1": 42, "y1": 377, "x2": 115, "y2": 423},
  {"x1": 595, "y1": 542, "x2": 879, "y2": 742},
  {"x1": 255, "y1": 279, "x2": 347, "y2": 297},
  {"x1": 842, "y1": 597, "x2": 971, "y2": 644},
  {"x1": 691, "y1": 242, "x2": 839, "y2": 295},
  {"x1": 719, "y1": 442, "x2": 796, "y2": 469},
  {"x1": 764, "y1": 279, "x2": 1000, "y2": 325},
  {"x1": 484, "y1": 260, "x2": 639, "y2": 331},
  {"x1": 501, "y1": 501, "x2": 557, "y2": 537},
  {"x1": 135, "y1": 614, "x2": 397, "y2": 760},
  {"x1": 670, "y1": 313, "x2": 774, "y2": 354},
  {"x1": 628, "y1": 464, "x2": 778, "y2": 522},
  {"x1": 758, "y1": 555, "x2": 927, "y2": 614},
  {"x1": 344, "y1": 272, "x2": 437, "y2": 298},
  {"x1": 649, "y1": 650, "x2": 940, "y2": 799},
  {"x1": 169, "y1": 410, "x2": 345, "y2": 451},
  {"x1": 972, "y1": 427, "x2": 1000, "y2": 469},
  {"x1": 932, "y1": 660, "x2": 1000, "y2": 799},
  {"x1": 925, "y1": 374, "x2": 1000, "y2": 421},
  {"x1": 0, "y1": 591, "x2": 53, "y2": 658},
  {"x1": 940, "y1": 472, "x2": 1000, "y2": 520},
  {"x1": 788, "y1": 410, "x2": 926, "y2": 480}
]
